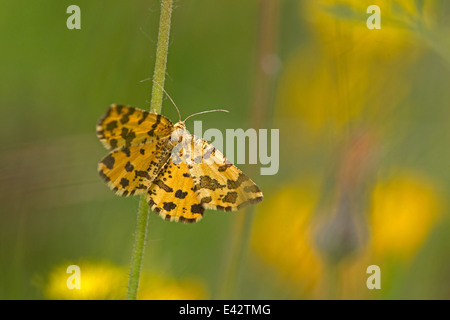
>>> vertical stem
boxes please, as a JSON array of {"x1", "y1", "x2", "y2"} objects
[
  {"x1": 126, "y1": 195, "x2": 151, "y2": 300},
  {"x1": 126, "y1": 0, "x2": 173, "y2": 300},
  {"x1": 150, "y1": 0, "x2": 173, "y2": 112}
]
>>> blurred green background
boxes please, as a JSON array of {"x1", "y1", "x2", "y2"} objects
[{"x1": 1, "y1": 0, "x2": 450, "y2": 299}]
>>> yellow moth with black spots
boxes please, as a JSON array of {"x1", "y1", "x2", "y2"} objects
[{"x1": 96, "y1": 100, "x2": 263, "y2": 223}]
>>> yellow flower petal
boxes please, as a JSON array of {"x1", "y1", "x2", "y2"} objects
[{"x1": 370, "y1": 173, "x2": 441, "y2": 260}]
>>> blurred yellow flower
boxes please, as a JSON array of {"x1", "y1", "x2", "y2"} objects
[
  {"x1": 44, "y1": 261, "x2": 207, "y2": 300},
  {"x1": 138, "y1": 274, "x2": 207, "y2": 300},
  {"x1": 277, "y1": 42, "x2": 414, "y2": 140},
  {"x1": 370, "y1": 172, "x2": 441, "y2": 260},
  {"x1": 276, "y1": 0, "x2": 432, "y2": 137},
  {"x1": 305, "y1": 0, "x2": 437, "y2": 50},
  {"x1": 45, "y1": 261, "x2": 126, "y2": 300},
  {"x1": 250, "y1": 170, "x2": 442, "y2": 298},
  {"x1": 251, "y1": 182, "x2": 324, "y2": 295}
]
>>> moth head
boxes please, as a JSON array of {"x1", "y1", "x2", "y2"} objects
[
  {"x1": 171, "y1": 122, "x2": 187, "y2": 143},
  {"x1": 173, "y1": 122, "x2": 186, "y2": 130}
]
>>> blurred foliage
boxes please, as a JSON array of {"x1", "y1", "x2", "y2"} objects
[{"x1": 0, "y1": 0, "x2": 449, "y2": 299}]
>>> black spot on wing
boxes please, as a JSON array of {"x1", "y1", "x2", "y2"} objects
[
  {"x1": 138, "y1": 111, "x2": 149, "y2": 125},
  {"x1": 163, "y1": 202, "x2": 177, "y2": 211},
  {"x1": 227, "y1": 173, "x2": 250, "y2": 189},
  {"x1": 110, "y1": 139, "x2": 118, "y2": 149},
  {"x1": 216, "y1": 205, "x2": 233, "y2": 212},
  {"x1": 154, "y1": 180, "x2": 173, "y2": 192},
  {"x1": 120, "y1": 178, "x2": 129, "y2": 188},
  {"x1": 201, "y1": 196, "x2": 212, "y2": 204},
  {"x1": 120, "y1": 127, "x2": 136, "y2": 147},
  {"x1": 106, "y1": 120, "x2": 118, "y2": 132},
  {"x1": 178, "y1": 216, "x2": 197, "y2": 223},
  {"x1": 135, "y1": 170, "x2": 150, "y2": 179},
  {"x1": 120, "y1": 107, "x2": 135, "y2": 124},
  {"x1": 147, "y1": 114, "x2": 162, "y2": 137},
  {"x1": 148, "y1": 198, "x2": 162, "y2": 214},
  {"x1": 198, "y1": 176, "x2": 225, "y2": 191},
  {"x1": 125, "y1": 161, "x2": 134, "y2": 172},
  {"x1": 121, "y1": 146, "x2": 131, "y2": 157},
  {"x1": 101, "y1": 154, "x2": 115, "y2": 169},
  {"x1": 191, "y1": 204, "x2": 204, "y2": 215},
  {"x1": 175, "y1": 189, "x2": 188, "y2": 199},
  {"x1": 96, "y1": 129, "x2": 104, "y2": 138},
  {"x1": 115, "y1": 105, "x2": 124, "y2": 114},
  {"x1": 222, "y1": 191, "x2": 238, "y2": 204},
  {"x1": 218, "y1": 163, "x2": 233, "y2": 172},
  {"x1": 98, "y1": 169, "x2": 110, "y2": 182}
]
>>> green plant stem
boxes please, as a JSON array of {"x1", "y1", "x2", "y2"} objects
[
  {"x1": 126, "y1": 0, "x2": 173, "y2": 300},
  {"x1": 126, "y1": 195, "x2": 151, "y2": 300},
  {"x1": 150, "y1": 0, "x2": 173, "y2": 112}
]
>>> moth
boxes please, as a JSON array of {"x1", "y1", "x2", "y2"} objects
[{"x1": 96, "y1": 89, "x2": 263, "y2": 223}]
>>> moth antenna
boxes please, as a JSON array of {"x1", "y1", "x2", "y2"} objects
[
  {"x1": 152, "y1": 80, "x2": 182, "y2": 122},
  {"x1": 183, "y1": 109, "x2": 229, "y2": 123}
]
